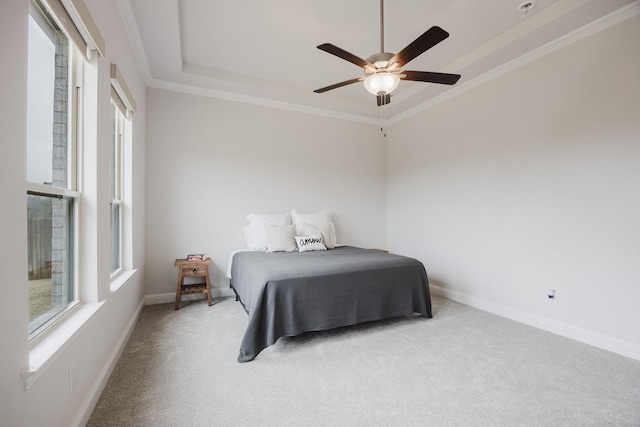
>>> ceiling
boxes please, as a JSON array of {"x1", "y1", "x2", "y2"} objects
[{"x1": 119, "y1": 0, "x2": 636, "y2": 121}]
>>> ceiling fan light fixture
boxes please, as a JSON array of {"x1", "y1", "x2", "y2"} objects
[
  {"x1": 314, "y1": 0, "x2": 460, "y2": 106},
  {"x1": 364, "y1": 72, "x2": 400, "y2": 96}
]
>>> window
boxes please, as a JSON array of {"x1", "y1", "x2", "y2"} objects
[
  {"x1": 26, "y1": 2, "x2": 82, "y2": 337},
  {"x1": 110, "y1": 100, "x2": 125, "y2": 275},
  {"x1": 110, "y1": 64, "x2": 136, "y2": 283}
]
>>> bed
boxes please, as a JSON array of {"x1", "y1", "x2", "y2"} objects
[{"x1": 229, "y1": 246, "x2": 432, "y2": 362}]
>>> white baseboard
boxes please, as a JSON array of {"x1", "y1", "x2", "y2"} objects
[
  {"x1": 71, "y1": 297, "x2": 145, "y2": 427},
  {"x1": 145, "y1": 287, "x2": 235, "y2": 306},
  {"x1": 429, "y1": 284, "x2": 640, "y2": 362}
]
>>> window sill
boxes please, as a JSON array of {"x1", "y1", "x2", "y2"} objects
[
  {"x1": 110, "y1": 268, "x2": 137, "y2": 293},
  {"x1": 21, "y1": 270, "x2": 138, "y2": 390},
  {"x1": 21, "y1": 301, "x2": 104, "y2": 391}
]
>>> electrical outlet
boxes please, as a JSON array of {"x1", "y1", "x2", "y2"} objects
[{"x1": 69, "y1": 364, "x2": 77, "y2": 391}]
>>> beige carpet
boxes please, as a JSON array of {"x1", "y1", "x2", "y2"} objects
[{"x1": 88, "y1": 295, "x2": 640, "y2": 426}]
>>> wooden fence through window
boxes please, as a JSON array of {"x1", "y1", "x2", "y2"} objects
[{"x1": 28, "y1": 217, "x2": 52, "y2": 280}]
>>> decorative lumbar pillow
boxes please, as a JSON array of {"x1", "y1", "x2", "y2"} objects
[
  {"x1": 243, "y1": 212, "x2": 292, "y2": 251},
  {"x1": 264, "y1": 224, "x2": 297, "y2": 252},
  {"x1": 304, "y1": 222, "x2": 336, "y2": 249},
  {"x1": 291, "y1": 210, "x2": 337, "y2": 248},
  {"x1": 295, "y1": 233, "x2": 327, "y2": 252}
]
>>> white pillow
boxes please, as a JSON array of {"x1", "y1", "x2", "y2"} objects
[
  {"x1": 247, "y1": 212, "x2": 291, "y2": 226},
  {"x1": 243, "y1": 212, "x2": 292, "y2": 251},
  {"x1": 242, "y1": 226, "x2": 260, "y2": 251},
  {"x1": 291, "y1": 210, "x2": 337, "y2": 247},
  {"x1": 264, "y1": 224, "x2": 297, "y2": 252},
  {"x1": 295, "y1": 233, "x2": 327, "y2": 252},
  {"x1": 290, "y1": 210, "x2": 331, "y2": 234},
  {"x1": 304, "y1": 222, "x2": 336, "y2": 249}
]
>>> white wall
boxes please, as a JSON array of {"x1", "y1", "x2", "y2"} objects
[
  {"x1": 387, "y1": 16, "x2": 640, "y2": 359},
  {"x1": 145, "y1": 88, "x2": 387, "y2": 298},
  {"x1": 0, "y1": 0, "x2": 147, "y2": 425},
  {"x1": 0, "y1": 1, "x2": 31, "y2": 424}
]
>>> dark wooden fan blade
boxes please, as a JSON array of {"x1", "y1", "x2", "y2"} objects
[
  {"x1": 376, "y1": 94, "x2": 391, "y2": 106},
  {"x1": 401, "y1": 70, "x2": 461, "y2": 85},
  {"x1": 317, "y1": 43, "x2": 374, "y2": 69},
  {"x1": 389, "y1": 26, "x2": 449, "y2": 68},
  {"x1": 314, "y1": 77, "x2": 364, "y2": 93}
]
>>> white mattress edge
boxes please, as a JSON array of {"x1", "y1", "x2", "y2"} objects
[{"x1": 227, "y1": 249, "x2": 251, "y2": 279}]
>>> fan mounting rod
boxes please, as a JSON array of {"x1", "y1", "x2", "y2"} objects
[
  {"x1": 380, "y1": 0, "x2": 385, "y2": 53},
  {"x1": 370, "y1": 0, "x2": 392, "y2": 70}
]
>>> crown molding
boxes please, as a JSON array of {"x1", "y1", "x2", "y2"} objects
[
  {"x1": 388, "y1": 1, "x2": 640, "y2": 126},
  {"x1": 116, "y1": 0, "x2": 153, "y2": 83},
  {"x1": 148, "y1": 79, "x2": 381, "y2": 125}
]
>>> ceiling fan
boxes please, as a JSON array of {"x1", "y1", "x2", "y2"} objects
[{"x1": 314, "y1": 0, "x2": 461, "y2": 106}]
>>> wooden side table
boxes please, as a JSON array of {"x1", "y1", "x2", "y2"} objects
[{"x1": 174, "y1": 258, "x2": 213, "y2": 310}]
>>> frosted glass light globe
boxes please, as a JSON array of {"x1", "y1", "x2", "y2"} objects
[{"x1": 364, "y1": 72, "x2": 400, "y2": 95}]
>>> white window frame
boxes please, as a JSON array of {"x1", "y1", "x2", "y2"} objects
[
  {"x1": 110, "y1": 99, "x2": 124, "y2": 278},
  {"x1": 26, "y1": 0, "x2": 83, "y2": 341}
]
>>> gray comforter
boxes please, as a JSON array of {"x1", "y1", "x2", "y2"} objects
[{"x1": 230, "y1": 246, "x2": 432, "y2": 362}]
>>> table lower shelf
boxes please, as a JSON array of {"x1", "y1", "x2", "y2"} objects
[{"x1": 179, "y1": 283, "x2": 208, "y2": 294}]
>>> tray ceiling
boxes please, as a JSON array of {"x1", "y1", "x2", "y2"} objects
[{"x1": 119, "y1": 0, "x2": 637, "y2": 121}]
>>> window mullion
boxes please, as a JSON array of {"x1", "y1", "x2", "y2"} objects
[{"x1": 26, "y1": 182, "x2": 80, "y2": 198}]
